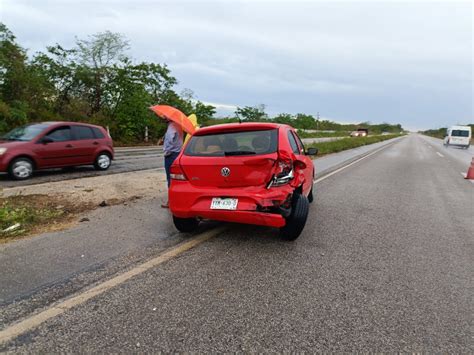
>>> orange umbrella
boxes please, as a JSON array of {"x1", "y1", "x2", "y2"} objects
[{"x1": 149, "y1": 105, "x2": 196, "y2": 135}]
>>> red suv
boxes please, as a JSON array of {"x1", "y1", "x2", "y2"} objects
[
  {"x1": 0, "y1": 122, "x2": 114, "y2": 180},
  {"x1": 169, "y1": 123, "x2": 317, "y2": 240}
]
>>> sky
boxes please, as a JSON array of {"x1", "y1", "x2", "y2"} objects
[{"x1": 1, "y1": 0, "x2": 472, "y2": 131}]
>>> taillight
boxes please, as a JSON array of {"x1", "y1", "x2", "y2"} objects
[
  {"x1": 170, "y1": 164, "x2": 187, "y2": 181},
  {"x1": 266, "y1": 160, "x2": 294, "y2": 188}
]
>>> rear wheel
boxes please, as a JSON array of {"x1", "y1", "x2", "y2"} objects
[
  {"x1": 94, "y1": 152, "x2": 111, "y2": 171},
  {"x1": 279, "y1": 193, "x2": 309, "y2": 241},
  {"x1": 173, "y1": 216, "x2": 199, "y2": 233},
  {"x1": 8, "y1": 157, "x2": 34, "y2": 180}
]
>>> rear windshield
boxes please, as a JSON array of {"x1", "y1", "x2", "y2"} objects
[
  {"x1": 185, "y1": 129, "x2": 278, "y2": 156},
  {"x1": 451, "y1": 130, "x2": 470, "y2": 137}
]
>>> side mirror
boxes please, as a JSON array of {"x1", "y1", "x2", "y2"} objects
[
  {"x1": 40, "y1": 137, "x2": 54, "y2": 144},
  {"x1": 306, "y1": 147, "x2": 318, "y2": 156}
]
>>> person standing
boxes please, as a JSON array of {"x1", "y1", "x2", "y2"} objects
[{"x1": 161, "y1": 118, "x2": 183, "y2": 208}]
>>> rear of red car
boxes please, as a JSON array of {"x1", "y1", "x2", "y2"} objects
[{"x1": 169, "y1": 123, "x2": 314, "y2": 239}]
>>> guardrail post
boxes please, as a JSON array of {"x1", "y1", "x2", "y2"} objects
[{"x1": 145, "y1": 126, "x2": 149, "y2": 142}]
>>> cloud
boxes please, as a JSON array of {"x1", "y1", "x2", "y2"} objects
[{"x1": 2, "y1": 0, "x2": 472, "y2": 129}]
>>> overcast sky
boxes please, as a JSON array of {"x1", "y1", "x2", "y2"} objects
[{"x1": 1, "y1": 0, "x2": 472, "y2": 130}]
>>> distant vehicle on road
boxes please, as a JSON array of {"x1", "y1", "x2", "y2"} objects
[
  {"x1": 0, "y1": 122, "x2": 114, "y2": 180},
  {"x1": 443, "y1": 125, "x2": 471, "y2": 149},
  {"x1": 350, "y1": 128, "x2": 368, "y2": 137},
  {"x1": 169, "y1": 122, "x2": 317, "y2": 241}
]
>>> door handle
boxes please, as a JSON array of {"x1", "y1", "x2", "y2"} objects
[
  {"x1": 65, "y1": 144, "x2": 73, "y2": 148},
  {"x1": 93, "y1": 141, "x2": 99, "y2": 145}
]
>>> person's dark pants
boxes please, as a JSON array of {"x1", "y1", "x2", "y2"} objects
[{"x1": 164, "y1": 152, "x2": 180, "y2": 187}]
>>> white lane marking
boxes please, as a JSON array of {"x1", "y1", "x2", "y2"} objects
[
  {"x1": 314, "y1": 138, "x2": 401, "y2": 184},
  {"x1": 436, "y1": 152, "x2": 444, "y2": 157}
]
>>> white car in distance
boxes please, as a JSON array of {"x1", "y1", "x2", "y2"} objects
[{"x1": 443, "y1": 125, "x2": 471, "y2": 149}]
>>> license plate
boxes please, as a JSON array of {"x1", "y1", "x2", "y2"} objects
[{"x1": 210, "y1": 198, "x2": 238, "y2": 210}]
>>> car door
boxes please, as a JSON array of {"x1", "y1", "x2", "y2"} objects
[
  {"x1": 289, "y1": 130, "x2": 314, "y2": 195},
  {"x1": 71, "y1": 125, "x2": 98, "y2": 164},
  {"x1": 34, "y1": 126, "x2": 79, "y2": 168}
]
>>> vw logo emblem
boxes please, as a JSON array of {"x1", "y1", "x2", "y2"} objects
[{"x1": 221, "y1": 167, "x2": 231, "y2": 177}]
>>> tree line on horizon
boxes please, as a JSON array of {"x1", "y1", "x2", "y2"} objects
[{"x1": 0, "y1": 23, "x2": 403, "y2": 143}]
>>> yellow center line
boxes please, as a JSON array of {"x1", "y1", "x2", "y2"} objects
[{"x1": 0, "y1": 227, "x2": 225, "y2": 345}]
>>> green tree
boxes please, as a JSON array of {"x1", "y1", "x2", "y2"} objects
[
  {"x1": 235, "y1": 104, "x2": 267, "y2": 121},
  {"x1": 0, "y1": 23, "x2": 52, "y2": 129},
  {"x1": 294, "y1": 113, "x2": 315, "y2": 129},
  {"x1": 194, "y1": 101, "x2": 216, "y2": 125},
  {"x1": 273, "y1": 113, "x2": 294, "y2": 125},
  {"x1": 75, "y1": 31, "x2": 130, "y2": 115}
]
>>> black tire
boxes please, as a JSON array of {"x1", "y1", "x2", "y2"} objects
[
  {"x1": 8, "y1": 157, "x2": 34, "y2": 180},
  {"x1": 308, "y1": 186, "x2": 314, "y2": 203},
  {"x1": 173, "y1": 216, "x2": 199, "y2": 233},
  {"x1": 94, "y1": 152, "x2": 112, "y2": 171},
  {"x1": 279, "y1": 193, "x2": 309, "y2": 241}
]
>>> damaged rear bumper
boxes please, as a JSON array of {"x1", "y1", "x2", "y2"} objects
[{"x1": 169, "y1": 182, "x2": 295, "y2": 228}]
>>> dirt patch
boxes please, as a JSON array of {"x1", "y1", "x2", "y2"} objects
[
  {"x1": 0, "y1": 169, "x2": 168, "y2": 241},
  {"x1": 0, "y1": 194, "x2": 77, "y2": 243}
]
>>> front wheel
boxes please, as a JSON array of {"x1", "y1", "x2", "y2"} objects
[
  {"x1": 8, "y1": 157, "x2": 34, "y2": 180},
  {"x1": 173, "y1": 216, "x2": 199, "y2": 233},
  {"x1": 94, "y1": 153, "x2": 112, "y2": 171},
  {"x1": 279, "y1": 193, "x2": 309, "y2": 241}
]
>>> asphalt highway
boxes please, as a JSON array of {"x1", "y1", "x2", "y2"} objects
[
  {"x1": 0, "y1": 137, "x2": 400, "y2": 307},
  {"x1": 1, "y1": 134, "x2": 473, "y2": 352},
  {"x1": 419, "y1": 134, "x2": 473, "y2": 167}
]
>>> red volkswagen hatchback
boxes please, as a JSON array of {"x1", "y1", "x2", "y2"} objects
[
  {"x1": 0, "y1": 122, "x2": 114, "y2": 180},
  {"x1": 169, "y1": 123, "x2": 317, "y2": 240}
]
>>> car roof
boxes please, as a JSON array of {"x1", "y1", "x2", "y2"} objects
[
  {"x1": 194, "y1": 122, "x2": 291, "y2": 136},
  {"x1": 449, "y1": 125, "x2": 471, "y2": 130}
]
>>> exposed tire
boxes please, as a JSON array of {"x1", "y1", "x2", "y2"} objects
[
  {"x1": 173, "y1": 216, "x2": 199, "y2": 233},
  {"x1": 279, "y1": 193, "x2": 309, "y2": 241},
  {"x1": 8, "y1": 157, "x2": 34, "y2": 180},
  {"x1": 94, "y1": 152, "x2": 112, "y2": 171}
]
